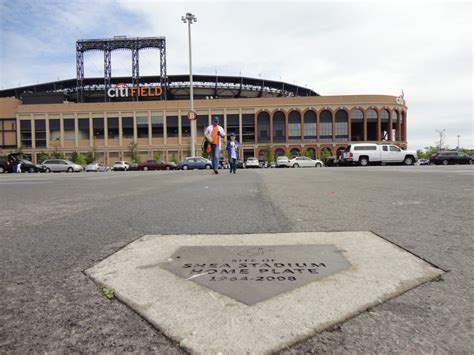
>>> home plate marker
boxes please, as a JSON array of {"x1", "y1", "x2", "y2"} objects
[{"x1": 86, "y1": 232, "x2": 443, "y2": 354}]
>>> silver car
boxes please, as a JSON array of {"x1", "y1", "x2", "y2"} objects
[
  {"x1": 42, "y1": 159, "x2": 83, "y2": 173},
  {"x1": 85, "y1": 162, "x2": 110, "y2": 172}
]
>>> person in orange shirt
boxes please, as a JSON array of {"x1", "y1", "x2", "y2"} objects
[{"x1": 204, "y1": 116, "x2": 225, "y2": 174}]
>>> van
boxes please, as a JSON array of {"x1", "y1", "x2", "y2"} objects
[{"x1": 342, "y1": 144, "x2": 417, "y2": 166}]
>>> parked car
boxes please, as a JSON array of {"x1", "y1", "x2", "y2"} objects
[
  {"x1": 276, "y1": 156, "x2": 290, "y2": 168},
  {"x1": 289, "y1": 156, "x2": 324, "y2": 168},
  {"x1": 236, "y1": 160, "x2": 245, "y2": 169},
  {"x1": 128, "y1": 162, "x2": 139, "y2": 171},
  {"x1": 112, "y1": 161, "x2": 130, "y2": 171},
  {"x1": 19, "y1": 159, "x2": 47, "y2": 173},
  {"x1": 42, "y1": 159, "x2": 83, "y2": 173},
  {"x1": 0, "y1": 155, "x2": 15, "y2": 173},
  {"x1": 429, "y1": 151, "x2": 472, "y2": 165},
  {"x1": 245, "y1": 157, "x2": 260, "y2": 168},
  {"x1": 415, "y1": 159, "x2": 431, "y2": 166},
  {"x1": 177, "y1": 157, "x2": 212, "y2": 170},
  {"x1": 324, "y1": 156, "x2": 337, "y2": 167},
  {"x1": 342, "y1": 144, "x2": 417, "y2": 166},
  {"x1": 85, "y1": 162, "x2": 110, "y2": 172},
  {"x1": 138, "y1": 159, "x2": 177, "y2": 171}
]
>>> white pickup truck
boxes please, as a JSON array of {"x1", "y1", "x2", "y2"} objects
[{"x1": 342, "y1": 143, "x2": 417, "y2": 166}]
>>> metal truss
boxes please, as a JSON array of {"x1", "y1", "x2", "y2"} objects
[{"x1": 76, "y1": 37, "x2": 167, "y2": 102}]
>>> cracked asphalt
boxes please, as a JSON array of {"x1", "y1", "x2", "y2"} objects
[{"x1": 0, "y1": 165, "x2": 473, "y2": 353}]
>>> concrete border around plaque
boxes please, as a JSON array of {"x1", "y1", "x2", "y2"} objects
[{"x1": 86, "y1": 232, "x2": 443, "y2": 354}]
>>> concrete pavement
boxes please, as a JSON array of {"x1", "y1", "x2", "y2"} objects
[{"x1": 0, "y1": 166, "x2": 472, "y2": 353}]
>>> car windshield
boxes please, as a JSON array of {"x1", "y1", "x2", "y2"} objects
[
  {"x1": 21, "y1": 160, "x2": 33, "y2": 164},
  {"x1": 114, "y1": 161, "x2": 122, "y2": 164}
]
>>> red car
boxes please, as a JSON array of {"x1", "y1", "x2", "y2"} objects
[{"x1": 138, "y1": 160, "x2": 177, "y2": 171}]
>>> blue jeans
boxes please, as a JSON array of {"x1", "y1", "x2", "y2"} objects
[
  {"x1": 229, "y1": 158, "x2": 237, "y2": 173},
  {"x1": 211, "y1": 144, "x2": 219, "y2": 170}
]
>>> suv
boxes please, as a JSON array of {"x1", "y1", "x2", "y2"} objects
[
  {"x1": 342, "y1": 144, "x2": 417, "y2": 166},
  {"x1": 430, "y1": 151, "x2": 472, "y2": 165},
  {"x1": 42, "y1": 159, "x2": 83, "y2": 172}
]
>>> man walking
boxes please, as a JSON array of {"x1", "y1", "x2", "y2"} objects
[
  {"x1": 226, "y1": 132, "x2": 239, "y2": 174},
  {"x1": 204, "y1": 116, "x2": 225, "y2": 174}
]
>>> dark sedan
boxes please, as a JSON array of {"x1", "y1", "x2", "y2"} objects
[
  {"x1": 138, "y1": 160, "x2": 176, "y2": 171},
  {"x1": 430, "y1": 151, "x2": 472, "y2": 165},
  {"x1": 20, "y1": 159, "x2": 47, "y2": 173}
]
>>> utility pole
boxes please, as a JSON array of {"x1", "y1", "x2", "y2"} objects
[
  {"x1": 182, "y1": 13, "x2": 197, "y2": 157},
  {"x1": 457, "y1": 134, "x2": 460, "y2": 150},
  {"x1": 435, "y1": 129, "x2": 446, "y2": 151}
]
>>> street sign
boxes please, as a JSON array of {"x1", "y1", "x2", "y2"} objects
[{"x1": 187, "y1": 111, "x2": 197, "y2": 120}]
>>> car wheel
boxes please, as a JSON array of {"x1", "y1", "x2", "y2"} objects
[
  {"x1": 205, "y1": 164, "x2": 211, "y2": 169},
  {"x1": 45, "y1": 168, "x2": 51, "y2": 173},
  {"x1": 469, "y1": 159, "x2": 473, "y2": 165},
  {"x1": 359, "y1": 157, "x2": 369, "y2": 166},
  {"x1": 143, "y1": 166, "x2": 149, "y2": 171},
  {"x1": 67, "y1": 167, "x2": 73, "y2": 173},
  {"x1": 442, "y1": 159, "x2": 449, "y2": 165},
  {"x1": 293, "y1": 163, "x2": 299, "y2": 168},
  {"x1": 183, "y1": 165, "x2": 189, "y2": 170},
  {"x1": 0, "y1": 167, "x2": 4, "y2": 173},
  {"x1": 166, "y1": 166, "x2": 170, "y2": 170},
  {"x1": 27, "y1": 167, "x2": 34, "y2": 173},
  {"x1": 316, "y1": 163, "x2": 322, "y2": 168},
  {"x1": 403, "y1": 156, "x2": 414, "y2": 165}
]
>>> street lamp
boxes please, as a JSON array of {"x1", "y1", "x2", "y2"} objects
[
  {"x1": 457, "y1": 134, "x2": 460, "y2": 150},
  {"x1": 182, "y1": 12, "x2": 197, "y2": 157}
]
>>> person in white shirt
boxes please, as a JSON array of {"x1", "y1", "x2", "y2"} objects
[
  {"x1": 226, "y1": 132, "x2": 240, "y2": 174},
  {"x1": 204, "y1": 116, "x2": 225, "y2": 174}
]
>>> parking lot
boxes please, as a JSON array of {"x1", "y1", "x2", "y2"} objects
[{"x1": 0, "y1": 165, "x2": 473, "y2": 353}]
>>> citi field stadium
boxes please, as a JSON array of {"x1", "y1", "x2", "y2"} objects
[{"x1": 0, "y1": 36, "x2": 407, "y2": 163}]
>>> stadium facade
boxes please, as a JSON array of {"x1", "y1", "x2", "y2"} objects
[{"x1": 0, "y1": 37, "x2": 408, "y2": 164}]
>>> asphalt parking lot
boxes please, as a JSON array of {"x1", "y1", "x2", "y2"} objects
[{"x1": 0, "y1": 166, "x2": 473, "y2": 353}]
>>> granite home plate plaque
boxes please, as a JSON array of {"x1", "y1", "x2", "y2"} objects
[{"x1": 159, "y1": 244, "x2": 351, "y2": 305}]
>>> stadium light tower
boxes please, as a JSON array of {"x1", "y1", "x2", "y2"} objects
[{"x1": 182, "y1": 12, "x2": 197, "y2": 157}]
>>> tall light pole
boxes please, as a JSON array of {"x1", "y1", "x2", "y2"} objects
[
  {"x1": 182, "y1": 12, "x2": 197, "y2": 157},
  {"x1": 457, "y1": 134, "x2": 460, "y2": 150}
]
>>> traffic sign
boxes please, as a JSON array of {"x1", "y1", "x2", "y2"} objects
[{"x1": 187, "y1": 111, "x2": 197, "y2": 120}]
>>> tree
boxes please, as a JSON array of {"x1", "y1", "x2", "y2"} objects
[
  {"x1": 85, "y1": 151, "x2": 95, "y2": 164},
  {"x1": 417, "y1": 146, "x2": 438, "y2": 159},
  {"x1": 70, "y1": 151, "x2": 86, "y2": 165},
  {"x1": 128, "y1": 141, "x2": 140, "y2": 163},
  {"x1": 302, "y1": 149, "x2": 313, "y2": 159},
  {"x1": 261, "y1": 144, "x2": 274, "y2": 162},
  {"x1": 320, "y1": 149, "x2": 332, "y2": 160},
  {"x1": 153, "y1": 151, "x2": 161, "y2": 161},
  {"x1": 37, "y1": 151, "x2": 49, "y2": 163},
  {"x1": 170, "y1": 153, "x2": 177, "y2": 163}
]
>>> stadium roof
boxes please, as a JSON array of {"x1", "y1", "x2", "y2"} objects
[{"x1": 0, "y1": 74, "x2": 319, "y2": 103}]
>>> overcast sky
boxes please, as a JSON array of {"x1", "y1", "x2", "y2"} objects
[{"x1": 0, "y1": 0, "x2": 472, "y2": 150}]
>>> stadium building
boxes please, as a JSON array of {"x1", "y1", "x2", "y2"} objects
[{"x1": 0, "y1": 36, "x2": 408, "y2": 164}]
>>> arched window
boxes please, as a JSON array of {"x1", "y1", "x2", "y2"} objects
[
  {"x1": 304, "y1": 110, "x2": 317, "y2": 142},
  {"x1": 335, "y1": 110, "x2": 348, "y2": 141},
  {"x1": 290, "y1": 148, "x2": 300, "y2": 157},
  {"x1": 288, "y1": 111, "x2": 301, "y2": 143},
  {"x1": 367, "y1": 109, "x2": 377, "y2": 141},
  {"x1": 392, "y1": 111, "x2": 399, "y2": 141},
  {"x1": 320, "y1": 110, "x2": 332, "y2": 142},
  {"x1": 351, "y1": 109, "x2": 363, "y2": 141},
  {"x1": 274, "y1": 148, "x2": 285, "y2": 157},
  {"x1": 257, "y1": 111, "x2": 270, "y2": 143},
  {"x1": 273, "y1": 111, "x2": 286, "y2": 143},
  {"x1": 381, "y1": 109, "x2": 390, "y2": 141},
  {"x1": 306, "y1": 147, "x2": 316, "y2": 159}
]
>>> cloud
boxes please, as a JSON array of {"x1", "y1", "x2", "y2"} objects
[{"x1": 0, "y1": 0, "x2": 472, "y2": 149}]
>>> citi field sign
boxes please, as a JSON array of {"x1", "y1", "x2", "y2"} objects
[{"x1": 107, "y1": 83, "x2": 163, "y2": 98}]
